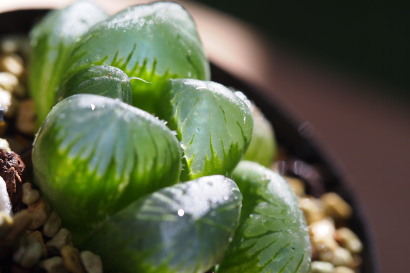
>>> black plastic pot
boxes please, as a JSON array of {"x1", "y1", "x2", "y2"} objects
[{"x1": 0, "y1": 8, "x2": 379, "y2": 273}]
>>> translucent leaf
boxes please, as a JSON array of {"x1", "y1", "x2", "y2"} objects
[
  {"x1": 65, "y1": 2, "x2": 210, "y2": 115},
  {"x1": 57, "y1": 65, "x2": 132, "y2": 104},
  {"x1": 28, "y1": 0, "x2": 107, "y2": 125},
  {"x1": 217, "y1": 161, "x2": 311, "y2": 273},
  {"x1": 163, "y1": 79, "x2": 253, "y2": 181},
  {"x1": 243, "y1": 103, "x2": 277, "y2": 166},
  {"x1": 83, "y1": 175, "x2": 242, "y2": 273},
  {"x1": 32, "y1": 94, "x2": 182, "y2": 243}
]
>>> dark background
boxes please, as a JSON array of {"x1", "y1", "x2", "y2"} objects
[{"x1": 196, "y1": 1, "x2": 410, "y2": 101}]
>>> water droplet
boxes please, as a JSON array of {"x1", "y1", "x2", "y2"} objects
[
  {"x1": 223, "y1": 195, "x2": 229, "y2": 201},
  {"x1": 180, "y1": 144, "x2": 186, "y2": 150},
  {"x1": 90, "y1": 104, "x2": 96, "y2": 110},
  {"x1": 177, "y1": 209, "x2": 185, "y2": 217}
]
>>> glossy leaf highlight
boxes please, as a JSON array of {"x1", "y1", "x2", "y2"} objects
[
  {"x1": 164, "y1": 79, "x2": 253, "y2": 181},
  {"x1": 29, "y1": 0, "x2": 107, "y2": 125},
  {"x1": 57, "y1": 65, "x2": 132, "y2": 104},
  {"x1": 32, "y1": 94, "x2": 182, "y2": 242},
  {"x1": 65, "y1": 2, "x2": 210, "y2": 115},
  {"x1": 83, "y1": 175, "x2": 242, "y2": 273},
  {"x1": 217, "y1": 161, "x2": 311, "y2": 273}
]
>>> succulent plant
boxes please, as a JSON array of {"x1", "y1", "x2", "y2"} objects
[
  {"x1": 65, "y1": 2, "x2": 210, "y2": 115},
  {"x1": 57, "y1": 65, "x2": 132, "y2": 104},
  {"x1": 217, "y1": 161, "x2": 311, "y2": 273},
  {"x1": 29, "y1": 1, "x2": 311, "y2": 272},
  {"x1": 83, "y1": 175, "x2": 242, "y2": 273},
  {"x1": 29, "y1": 0, "x2": 107, "y2": 125},
  {"x1": 243, "y1": 103, "x2": 277, "y2": 166},
  {"x1": 161, "y1": 79, "x2": 253, "y2": 181},
  {"x1": 32, "y1": 94, "x2": 182, "y2": 242}
]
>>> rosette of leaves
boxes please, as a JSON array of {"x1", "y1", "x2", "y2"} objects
[
  {"x1": 83, "y1": 175, "x2": 242, "y2": 273},
  {"x1": 162, "y1": 79, "x2": 253, "y2": 181},
  {"x1": 217, "y1": 161, "x2": 311, "y2": 273},
  {"x1": 57, "y1": 65, "x2": 132, "y2": 104},
  {"x1": 32, "y1": 94, "x2": 182, "y2": 242},
  {"x1": 65, "y1": 1, "x2": 210, "y2": 115},
  {"x1": 29, "y1": 0, "x2": 107, "y2": 125},
  {"x1": 243, "y1": 102, "x2": 277, "y2": 167}
]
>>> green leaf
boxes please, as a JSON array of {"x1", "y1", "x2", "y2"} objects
[
  {"x1": 83, "y1": 175, "x2": 242, "y2": 273},
  {"x1": 28, "y1": 0, "x2": 107, "y2": 125},
  {"x1": 32, "y1": 94, "x2": 182, "y2": 243},
  {"x1": 243, "y1": 103, "x2": 277, "y2": 166},
  {"x1": 217, "y1": 161, "x2": 311, "y2": 273},
  {"x1": 57, "y1": 65, "x2": 132, "y2": 104},
  {"x1": 65, "y1": 1, "x2": 210, "y2": 115},
  {"x1": 163, "y1": 79, "x2": 253, "y2": 181}
]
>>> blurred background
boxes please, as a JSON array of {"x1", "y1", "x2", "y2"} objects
[
  {"x1": 191, "y1": 1, "x2": 409, "y2": 273},
  {"x1": 1, "y1": 1, "x2": 408, "y2": 272}
]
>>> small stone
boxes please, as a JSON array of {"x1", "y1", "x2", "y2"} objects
[
  {"x1": 0, "y1": 54, "x2": 25, "y2": 78},
  {"x1": 334, "y1": 266, "x2": 355, "y2": 273},
  {"x1": 0, "y1": 72, "x2": 18, "y2": 92},
  {"x1": 46, "y1": 228, "x2": 72, "y2": 252},
  {"x1": 16, "y1": 99, "x2": 36, "y2": 135},
  {"x1": 13, "y1": 237, "x2": 42, "y2": 268},
  {"x1": 335, "y1": 227, "x2": 363, "y2": 254},
  {"x1": 286, "y1": 176, "x2": 305, "y2": 196},
  {"x1": 61, "y1": 245, "x2": 85, "y2": 273},
  {"x1": 321, "y1": 193, "x2": 352, "y2": 219},
  {"x1": 40, "y1": 256, "x2": 69, "y2": 273},
  {"x1": 1, "y1": 38, "x2": 20, "y2": 54},
  {"x1": 309, "y1": 218, "x2": 338, "y2": 253},
  {"x1": 80, "y1": 251, "x2": 103, "y2": 273},
  {"x1": 310, "y1": 261, "x2": 334, "y2": 273},
  {"x1": 299, "y1": 197, "x2": 326, "y2": 225},
  {"x1": 319, "y1": 246, "x2": 354, "y2": 267},
  {"x1": 0, "y1": 36, "x2": 27, "y2": 55},
  {"x1": 21, "y1": 183, "x2": 40, "y2": 205},
  {"x1": 0, "y1": 87, "x2": 17, "y2": 117},
  {"x1": 27, "y1": 230, "x2": 47, "y2": 258},
  {"x1": 27, "y1": 198, "x2": 51, "y2": 230},
  {"x1": 43, "y1": 211, "x2": 61, "y2": 238}
]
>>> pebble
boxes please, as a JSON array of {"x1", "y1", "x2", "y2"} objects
[
  {"x1": 16, "y1": 99, "x2": 36, "y2": 135},
  {"x1": 80, "y1": 251, "x2": 103, "y2": 273},
  {"x1": 61, "y1": 245, "x2": 85, "y2": 273},
  {"x1": 27, "y1": 198, "x2": 51, "y2": 230},
  {"x1": 321, "y1": 192, "x2": 352, "y2": 220},
  {"x1": 12, "y1": 237, "x2": 42, "y2": 268},
  {"x1": 334, "y1": 266, "x2": 356, "y2": 273},
  {"x1": 335, "y1": 227, "x2": 363, "y2": 254},
  {"x1": 310, "y1": 261, "x2": 334, "y2": 273},
  {"x1": 43, "y1": 211, "x2": 61, "y2": 238},
  {"x1": 27, "y1": 230, "x2": 47, "y2": 258},
  {"x1": 21, "y1": 182, "x2": 40, "y2": 205},
  {"x1": 0, "y1": 54, "x2": 25, "y2": 78},
  {"x1": 299, "y1": 197, "x2": 326, "y2": 225},
  {"x1": 46, "y1": 228, "x2": 73, "y2": 252},
  {"x1": 40, "y1": 257, "x2": 69, "y2": 273}
]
